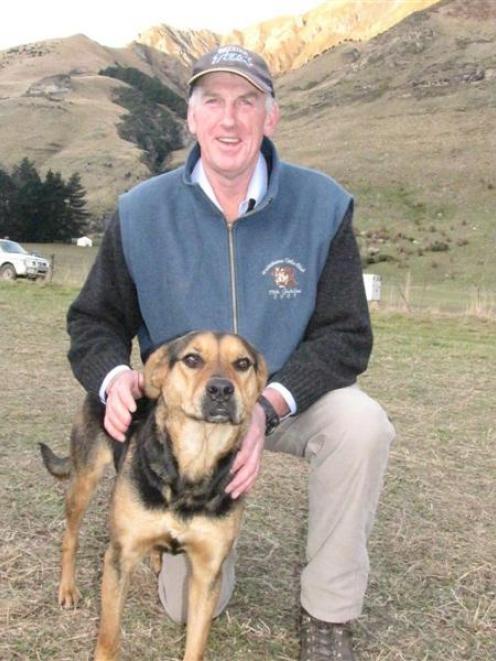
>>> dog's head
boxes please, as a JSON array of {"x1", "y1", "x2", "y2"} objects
[{"x1": 143, "y1": 332, "x2": 267, "y2": 425}]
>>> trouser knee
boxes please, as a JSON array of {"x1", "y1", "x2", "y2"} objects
[{"x1": 305, "y1": 388, "x2": 395, "y2": 468}]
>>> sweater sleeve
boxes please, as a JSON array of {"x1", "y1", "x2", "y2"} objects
[
  {"x1": 66, "y1": 211, "x2": 142, "y2": 395},
  {"x1": 271, "y1": 202, "x2": 373, "y2": 413}
]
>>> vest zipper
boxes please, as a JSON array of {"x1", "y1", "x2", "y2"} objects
[{"x1": 226, "y1": 223, "x2": 238, "y2": 334}]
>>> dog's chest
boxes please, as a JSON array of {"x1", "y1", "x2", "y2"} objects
[
  {"x1": 141, "y1": 508, "x2": 236, "y2": 557},
  {"x1": 130, "y1": 425, "x2": 238, "y2": 518}
]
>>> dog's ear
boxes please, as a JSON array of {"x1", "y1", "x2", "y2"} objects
[
  {"x1": 255, "y1": 352, "x2": 268, "y2": 394},
  {"x1": 143, "y1": 345, "x2": 170, "y2": 399}
]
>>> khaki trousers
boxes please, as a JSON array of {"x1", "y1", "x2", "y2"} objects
[{"x1": 158, "y1": 384, "x2": 395, "y2": 624}]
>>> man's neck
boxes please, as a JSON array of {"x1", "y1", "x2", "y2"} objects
[
  {"x1": 203, "y1": 165, "x2": 256, "y2": 224},
  {"x1": 192, "y1": 153, "x2": 268, "y2": 224}
]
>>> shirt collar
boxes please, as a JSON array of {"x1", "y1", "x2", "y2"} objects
[{"x1": 191, "y1": 153, "x2": 268, "y2": 216}]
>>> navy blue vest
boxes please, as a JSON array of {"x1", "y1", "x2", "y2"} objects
[{"x1": 119, "y1": 138, "x2": 352, "y2": 374}]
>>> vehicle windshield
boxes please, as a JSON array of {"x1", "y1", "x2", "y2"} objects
[{"x1": 0, "y1": 240, "x2": 28, "y2": 254}]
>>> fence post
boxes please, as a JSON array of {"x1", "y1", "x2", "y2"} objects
[{"x1": 47, "y1": 254, "x2": 55, "y2": 283}]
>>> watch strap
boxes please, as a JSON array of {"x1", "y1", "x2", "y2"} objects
[{"x1": 257, "y1": 394, "x2": 280, "y2": 435}]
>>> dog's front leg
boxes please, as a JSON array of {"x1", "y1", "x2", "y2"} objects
[
  {"x1": 182, "y1": 541, "x2": 232, "y2": 661},
  {"x1": 94, "y1": 541, "x2": 140, "y2": 661}
]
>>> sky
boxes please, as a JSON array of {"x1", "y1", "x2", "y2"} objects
[{"x1": 0, "y1": 0, "x2": 325, "y2": 51}]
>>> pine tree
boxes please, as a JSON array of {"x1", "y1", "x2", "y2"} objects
[
  {"x1": 40, "y1": 169, "x2": 68, "y2": 241},
  {"x1": 65, "y1": 172, "x2": 89, "y2": 238},
  {"x1": 0, "y1": 159, "x2": 90, "y2": 242},
  {"x1": 0, "y1": 168, "x2": 15, "y2": 238},
  {"x1": 10, "y1": 158, "x2": 43, "y2": 241}
]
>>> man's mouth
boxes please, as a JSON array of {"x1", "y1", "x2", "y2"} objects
[{"x1": 217, "y1": 137, "x2": 241, "y2": 145}]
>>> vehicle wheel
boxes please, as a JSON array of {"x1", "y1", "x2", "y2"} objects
[{"x1": 0, "y1": 264, "x2": 17, "y2": 281}]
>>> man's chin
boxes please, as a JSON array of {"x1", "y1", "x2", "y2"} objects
[{"x1": 204, "y1": 153, "x2": 257, "y2": 181}]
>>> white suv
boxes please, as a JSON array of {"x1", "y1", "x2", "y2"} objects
[{"x1": 0, "y1": 239, "x2": 50, "y2": 280}]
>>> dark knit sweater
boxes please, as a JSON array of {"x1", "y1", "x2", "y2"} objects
[{"x1": 67, "y1": 143, "x2": 372, "y2": 413}]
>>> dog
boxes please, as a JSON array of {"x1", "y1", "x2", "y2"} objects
[{"x1": 40, "y1": 331, "x2": 267, "y2": 661}]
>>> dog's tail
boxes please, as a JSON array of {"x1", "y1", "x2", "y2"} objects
[{"x1": 39, "y1": 443, "x2": 72, "y2": 480}]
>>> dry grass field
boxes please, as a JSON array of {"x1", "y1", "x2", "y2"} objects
[{"x1": 0, "y1": 250, "x2": 495, "y2": 660}]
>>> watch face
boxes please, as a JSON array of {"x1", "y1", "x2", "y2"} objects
[{"x1": 267, "y1": 419, "x2": 278, "y2": 434}]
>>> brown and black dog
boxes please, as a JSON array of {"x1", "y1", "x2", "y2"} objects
[{"x1": 40, "y1": 331, "x2": 267, "y2": 661}]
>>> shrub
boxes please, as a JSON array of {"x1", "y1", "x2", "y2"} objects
[{"x1": 100, "y1": 66, "x2": 187, "y2": 173}]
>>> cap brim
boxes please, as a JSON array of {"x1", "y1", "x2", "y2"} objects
[{"x1": 188, "y1": 68, "x2": 270, "y2": 94}]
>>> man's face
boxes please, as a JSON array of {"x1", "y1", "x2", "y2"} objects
[{"x1": 187, "y1": 72, "x2": 279, "y2": 182}]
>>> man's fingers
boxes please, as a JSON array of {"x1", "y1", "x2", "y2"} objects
[
  {"x1": 226, "y1": 453, "x2": 260, "y2": 495},
  {"x1": 231, "y1": 446, "x2": 250, "y2": 473},
  {"x1": 104, "y1": 414, "x2": 126, "y2": 442},
  {"x1": 105, "y1": 391, "x2": 134, "y2": 441},
  {"x1": 229, "y1": 444, "x2": 256, "y2": 482},
  {"x1": 109, "y1": 390, "x2": 133, "y2": 422},
  {"x1": 228, "y1": 461, "x2": 261, "y2": 499},
  {"x1": 117, "y1": 388, "x2": 137, "y2": 413},
  {"x1": 105, "y1": 394, "x2": 132, "y2": 433},
  {"x1": 227, "y1": 407, "x2": 265, "y2": 497},
  {"x1": 103, "y1": 369, "x2": 144, "y2": 442}
]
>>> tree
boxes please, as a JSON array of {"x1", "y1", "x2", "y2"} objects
[
  {"x1": 10, "y1": 158, "x2": 43, "y2": 241},
  {"x1": 65, "y1": 173, "x2": 90, "y2": 237},
  {"x1": 0, "y1": 159, "x2": 90, "y2": 242},
  {"x1": 0, "y1": 168, "x2": 15, "y2": 238},
  {"x1": 39, "y1": 169, "x2": 68, "y2": 241}
]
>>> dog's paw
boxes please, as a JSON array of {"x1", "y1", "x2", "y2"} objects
[
  {"x1": 94, "y1": 641, "x2": 119, "y2": 661},
  {"x1": 58, "y1": 582, "x2": 81, "y2": 608}
]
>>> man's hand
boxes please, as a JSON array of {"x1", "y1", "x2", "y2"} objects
[
  {"x1": 104, "y1": 369, "x2": 144, "y2": 442},
  {"x1": 225, "y1": 403, "x2": 266, "y2": 500}
]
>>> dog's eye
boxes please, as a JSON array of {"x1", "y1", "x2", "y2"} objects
[
  {"x1": 182, "y1": 353, "x2": 203, "y2": 369},
  {"x1": 233, "y1": 358, "x2": 252, "y2": 372}
]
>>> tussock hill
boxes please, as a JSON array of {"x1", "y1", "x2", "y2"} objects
[
  {"x1": 0, "y1": 34, "x2": 188, "y2": 216},
  {"x1": 274, "y1": 0, "x2": 496, "y2": 288},
  {"x1": 0, "y1": 1, "x2": 439, "y2": 219},
  {"x1": 0, "y1": 0, "x2": 494, "y2": 292}
]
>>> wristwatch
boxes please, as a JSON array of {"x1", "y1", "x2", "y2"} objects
[{"x1": 257, "y1": 395, "x2": 281, "y2": 436}]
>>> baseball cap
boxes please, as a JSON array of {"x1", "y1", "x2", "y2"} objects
[{"x1": 189, "y1": 45, "x2": 275, "y2": 97}]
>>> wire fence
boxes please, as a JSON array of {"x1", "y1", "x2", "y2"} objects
[{"x1": 377, "y1": 276, "x2": 495, "y2": 318}]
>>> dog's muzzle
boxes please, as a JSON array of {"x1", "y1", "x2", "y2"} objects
[{"x1": 202, "y1": 377, "x2": 238, "y2": 423}]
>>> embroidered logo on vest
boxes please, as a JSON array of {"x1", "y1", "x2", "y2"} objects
[{"x1": 262, "y1": 259, "x2": 305, "y2": 300}]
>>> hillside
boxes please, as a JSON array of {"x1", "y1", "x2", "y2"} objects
[
  {"x1": 0, "y1": 35, "x2": 189, "y2": 216},
  {"x1": 0, "y1": 0, "x2": 494, "y2": 293},
  {"x1": 0, "y1": 1, "x2": 439, "y2": 219},
  {"x1": 138, "y1": 0, "x2": 438, "y2": 74},
  {"x1": 274, "y1": 0, "x2": 496, "y2": 289}
]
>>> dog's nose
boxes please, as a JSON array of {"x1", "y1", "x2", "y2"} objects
[{"x1": 206, "y1": 378, "x2": 235, "y2": 402}]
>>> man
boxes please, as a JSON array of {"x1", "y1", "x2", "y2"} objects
[{"x1": 67, "y1": 45, "x2": 394, "y2": 660}]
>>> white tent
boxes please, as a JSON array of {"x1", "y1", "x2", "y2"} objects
[{"x1": 76, "y1": 236, "x2": 93, "y2": 247}]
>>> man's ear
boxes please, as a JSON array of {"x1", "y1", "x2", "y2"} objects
[
  {"x1": 187, "y1": 103, "x2": 197, "y2": 136},
  {"x1": 143, "y1": 345, "x2": 170, "y2": 399},
  {"x1": 263, "y1": 100, "x2": 280, "y2": 138}
]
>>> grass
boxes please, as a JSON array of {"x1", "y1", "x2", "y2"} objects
[{"x1": 1, "y1": 256, "x2": 495, "y2": 659}]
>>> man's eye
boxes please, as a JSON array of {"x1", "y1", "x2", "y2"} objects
[
  {"x1": 233, "y1": 358, "x2": 251, "y2": 371},
  {"x1": 182, "y1": 353, "x2": 203, "y2": 368}
]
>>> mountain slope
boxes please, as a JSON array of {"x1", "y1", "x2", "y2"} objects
[
  {"x1": 0, "y1": 34, "x2": 189, "y2": 216},
  {"x1": 138, "y1": 0, "x2": 439, "y2": 74},
  {"x1": 0, "y1": 0, "x2": 494, "y2": 291},
  {"x1": 274, "y1": 0, "x2": 496, "y2": 287}
]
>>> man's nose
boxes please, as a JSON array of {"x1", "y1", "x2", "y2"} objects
[{"x1": 220, "y1": 103, "x2": 236, "y2": 127}]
